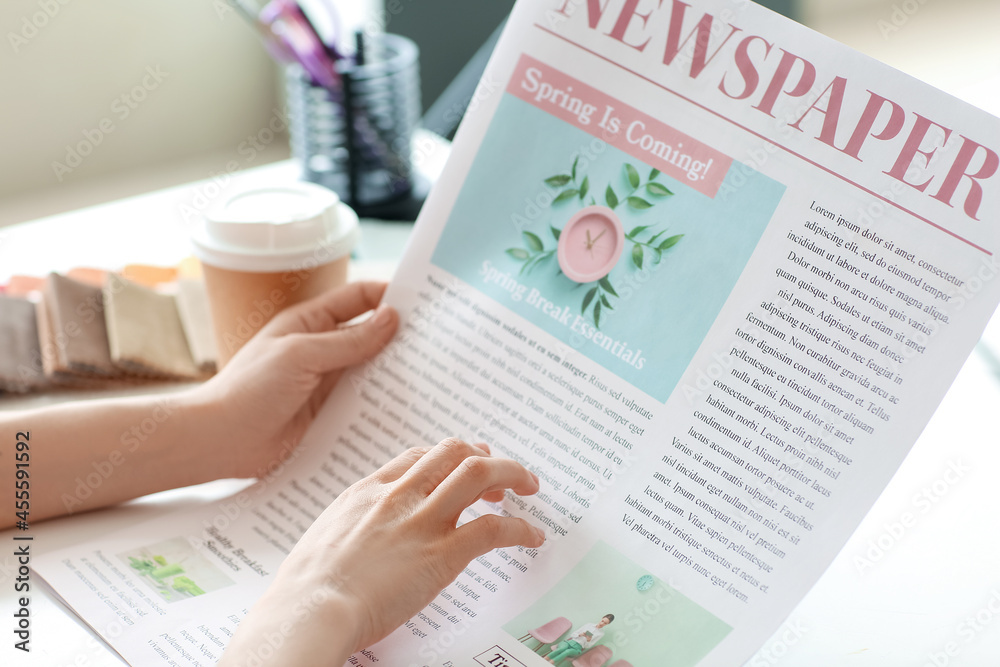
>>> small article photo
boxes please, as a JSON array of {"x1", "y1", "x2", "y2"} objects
[
  {"x1": 503, "y1": 541, "x2": 730, "y2": 667},
  {"x1": 117, "y1": 537, "x2": 234, "y2": 604}
]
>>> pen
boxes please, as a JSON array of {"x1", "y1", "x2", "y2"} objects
[{"x1": 259, "y1": 0, "x2": 339, "y2": 88}]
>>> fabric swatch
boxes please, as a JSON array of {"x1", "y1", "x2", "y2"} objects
[
  {"x1": 34, "y1": 295, "x2": 110, "y2": 387},
  {"x1": 43, "y1": 273, "x2": 120, "y2": 377},
  {"x1": 66, "y1": 267, "x2": 109, "y2": 287},
  {"x1": 175, "y1": 279, "x2": 218, "y2": 374},
  {"x1": 0, "y1": 296, "x2": 48, "y2": 393},
  {"x1": 34, "y1": 294, "x2": 60, "y2": 379},
  {"x1": 121, "y1": 264, "x2": 177, "y2": 287},
  {"x1": 5, "y1": 275, "x2": 45, "y2": 298},
  {"x1": 103, "y1": 275, "x2": 201, "y2": 379}
]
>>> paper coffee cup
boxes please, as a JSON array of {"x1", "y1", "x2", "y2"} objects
[{"x1": 191, "y1": 182, "x2": 360, "y2": 366}]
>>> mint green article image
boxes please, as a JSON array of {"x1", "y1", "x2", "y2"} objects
[
  {"x1": 502, "y1": 541, "x2": 731, "y2": 666},
  {"x1": 431, "y1": 95, "x2": 785, "y2": 402},
  {"x1": 117, "y1": 536, "x2": 234, "y2": 604}
]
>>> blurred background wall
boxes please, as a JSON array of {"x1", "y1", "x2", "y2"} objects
[
  {"x1": 0, "y1": 0, "x2": 997, "y2": 227},
  {"x1": 1, "y1": 1, "x2": 282, "y2": 221}
]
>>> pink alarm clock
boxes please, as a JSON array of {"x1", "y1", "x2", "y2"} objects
[{"x1": 557, "y1": 206, "x2": 626, "y2": 283}]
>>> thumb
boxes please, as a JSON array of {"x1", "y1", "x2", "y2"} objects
[{"x1": 301, "y1": 304, "x2": 399, "y2": 374}]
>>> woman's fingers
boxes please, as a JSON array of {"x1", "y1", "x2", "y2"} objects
[
  {"x1": 429, "y1": 455, "x2": 540, "y2": 518},
  {"x1": 369, "y1": 437, "x2": 545, "y2": 566},
  {"x1": 395, "y1": 438, "x2": 489, "y2": 497},
  {"x1": 449, "y1": 513, "x2": 545, "y2": 565},
  {"x1": 479, "y1": 488, "x2": 509, "y2": 504},
  {"x1": 371, "y1": 446, "x2": 432, "y2": 483},
  {"x1": 294, "y1": 304, "x2": 398, "y2": 374},
  {"x1": 270, "y1": 281, "x2": 389, "y2": 335},
  {"x1": 388, "y1": 439, "x2": 537, "y2": 516}
]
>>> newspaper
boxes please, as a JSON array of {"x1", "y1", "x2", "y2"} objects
[{"x1": 35, "y1": 1, "x2": 1000, "y2": 665}]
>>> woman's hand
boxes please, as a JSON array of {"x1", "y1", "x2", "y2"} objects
[
  {"x1": 192, "y1": 281, "x2": 399, "y2": 480},
  {"x1": 221, "y1": 439, "x2": 545, "y2": 667}
]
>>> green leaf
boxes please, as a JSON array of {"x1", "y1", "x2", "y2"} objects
[
  {"x1": 646, "y1": 182, "x2": 674, "y2": 197},
  {"x1": 589, "y1": 197, "x2": 596, "y2": 206},
  {"x1": 658, "y1": 234, "x2": 684, "y2": 250},
  {"x1": 579, "y1": 175, "x2": 589, "y2": 200},
  {"x1": 554, "y1": 189, "x2": 580, "y2": 204},
  {"x1": 653, "y1": 248, "x2": 663, "y2": 265},
  {"x1": 598, "y1": 276, "x2": 619, "y2": 297},
  {"x1": 545, "y1": 174, "x2": 572, "y2": 187},
  {"x1": 625, "y1": 163, "x2": 640, "y2": 189},
  {"x1": 522, "y1": 252, "x2": 550, "y2": 275},
  {"x1": 582, "y1": 286, "x2": 598, "y2": 313},
  {"x1": 627, "y1": 196, "x2": 653, "y2": 210},
  {"x1": 523, "y1": 231, "x2": 544, "y2": 252},
  {"x1": 600, "y1": 294, "x2": 613, "y2": 309},
  {"x1": 627, "y1": 224, "x2": 651, "y2": 239},
  {"x1": 605, "y1": 185, "x2": 618, "y2": 209},
  {"x1": 506, "y1": 248, "x2": 530, "y2": 261},
  {"x1": 648, "y1": 230, "x2": 666, "y2": 246},
  {"x1": 632, "y1": 244, "x2": 644, "y2": 269},
  {"x1": 594, "y1": 300, "x2": 603, "y2": 328},
  {"x1": 649, "y1": 168, "x2": 660, "y2": 180},
  {"x1": 571, "y1": 156, "x2": 579, "y2": 182},
  {"x1": 550, "y1": 225, "x2": 561, "y2": 241}
]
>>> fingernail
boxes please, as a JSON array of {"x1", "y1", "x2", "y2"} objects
[
  {"x1": 371, "y1": 305, "x2": 392, "y2": 328},
  {"x1": 534, "y1": 526, "x2": 546, "y2": 542},
  {"x1": 531, "y1": 472, "x2": 539, "y2": 485}
]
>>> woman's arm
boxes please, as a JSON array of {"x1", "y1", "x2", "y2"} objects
[
  {"x1": 2, "y1": 391, "x2": 224, "y2": 526},
  {"x1": 0, "y1": 281, "x2": 399, "y2": 529}
]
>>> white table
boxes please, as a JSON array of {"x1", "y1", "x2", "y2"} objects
[{"x1": 3, "y1": 160, "x2": 1000, "y2": 666}]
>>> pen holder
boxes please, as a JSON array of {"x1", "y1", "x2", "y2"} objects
[{"x1": 286, "y1": 33, "x2": 421, "y2": 219}]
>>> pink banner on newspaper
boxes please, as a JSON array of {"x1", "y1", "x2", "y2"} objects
[{"x1": 507, "y1": 55, "x2": 732, "y2": 198}]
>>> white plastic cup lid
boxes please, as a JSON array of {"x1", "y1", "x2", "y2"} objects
[{"x1": 191, "y1": 182, "x2": 361, "y2": 272}]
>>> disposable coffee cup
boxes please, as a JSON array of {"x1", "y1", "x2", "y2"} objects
[{"x1": 192, "y1": 182, "x2": 360, "y2": 367}]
